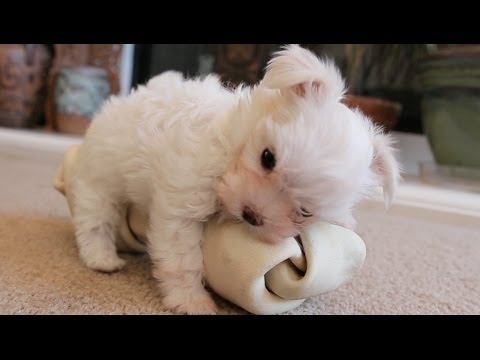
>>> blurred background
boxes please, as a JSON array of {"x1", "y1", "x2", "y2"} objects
[{"x1": 1, "y1": 44, "x2": 480, "y2": 191}]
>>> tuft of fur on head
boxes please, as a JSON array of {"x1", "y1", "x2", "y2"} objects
[
  {"x1": 215, "y1": 45, "x2": 400, "y2": 242},
  {"x1": 262, "y1": 44, "x2": 346, "y2": 102}
]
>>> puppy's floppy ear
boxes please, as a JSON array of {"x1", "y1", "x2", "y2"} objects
[
  {"x1": 371, "y1": 131, "x2": 401, "y2": 209},
  {"x1": 261, "y1": 44, "x2": 345, "y2": 101}
]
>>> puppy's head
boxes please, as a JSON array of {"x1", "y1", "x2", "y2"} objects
[{"x1": 216, "y1": 45, "x2": 400, "y2": 242}]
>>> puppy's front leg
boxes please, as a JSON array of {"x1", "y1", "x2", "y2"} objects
[{"x1": 148, "y1": 210, "x2": 217, "y2": 315}]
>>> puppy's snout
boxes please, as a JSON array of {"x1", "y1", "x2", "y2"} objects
[{"x1": 242, "y1": 206, "x2": 264, "y2": 226}]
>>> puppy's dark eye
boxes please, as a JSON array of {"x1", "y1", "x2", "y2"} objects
[
  {"x1": 261, "y1": 148, "x2": 276, "y2": 171},
  {"x1": 300, "y1": 207, "x2": 312, "y2": 217}
]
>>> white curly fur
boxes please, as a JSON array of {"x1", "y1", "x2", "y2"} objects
[{"x1": 70, "y1": 44, "x2": 400, "y2": 314}]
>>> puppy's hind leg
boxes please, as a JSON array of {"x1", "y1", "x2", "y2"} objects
[{"x1": 72, "y1": 179, "x2": 126, "y2": 272}]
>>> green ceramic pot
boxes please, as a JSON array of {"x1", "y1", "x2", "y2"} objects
[{"x1": 418, "y1": 46, "x2": 480, "y2": 169}]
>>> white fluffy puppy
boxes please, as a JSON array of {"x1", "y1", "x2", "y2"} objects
[{"x1": 71, "y1": 45, "x2": 399, "y2": 314}]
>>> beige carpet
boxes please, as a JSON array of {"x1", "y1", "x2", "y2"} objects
[{"x1": 1, "y1": 146, "x2": 479, "y2": 315}]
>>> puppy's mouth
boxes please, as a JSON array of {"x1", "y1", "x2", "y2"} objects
[{"x1": 241, "y1": 206, "x2": 264, "y2": 227}]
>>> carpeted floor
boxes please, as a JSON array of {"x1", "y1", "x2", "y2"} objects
[{"x1": 1, "y1": 146, "x2": 479, "y2": 315}]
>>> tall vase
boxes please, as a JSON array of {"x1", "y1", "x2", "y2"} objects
[{"x1": 53, "y1": 66, "x2": 111, "y2": 135}]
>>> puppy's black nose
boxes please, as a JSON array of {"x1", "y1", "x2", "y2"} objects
[{"x1": 242, "y1": 206, "x2": 263, "y2": 226}]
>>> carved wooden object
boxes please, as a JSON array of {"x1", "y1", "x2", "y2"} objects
[{"x1": 0, "y1": 44, "x2": 51, "y2": 128}]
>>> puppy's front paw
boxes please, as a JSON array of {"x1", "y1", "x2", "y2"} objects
[
  {"x1": 82, "y1": 252, "x2": 126, "y2": 273},
  {"x1": 162, "y1": 289, "x2": 218, "y2": 315}
]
